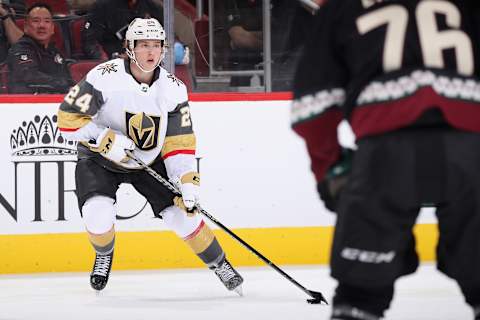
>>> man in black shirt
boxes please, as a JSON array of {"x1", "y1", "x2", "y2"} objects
[
  {"x1": 215, "y1": 0, "x2": 303, "y2": 90},
  {"x1": 82, "y1": 0, "x2": 163, "y2": 59},
  {"x1": 7, "y1": 3, "x2": 73, "y2": 93}
]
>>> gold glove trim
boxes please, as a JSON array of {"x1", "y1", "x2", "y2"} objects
[
  {"x1": 173, "y1": 196, "x2": 197, "y2": 217},
  {"x1": 89, "y1": 129, "x2": 115, "y2": 154},
  {"x1": 181, "y1": 172, "x2": 200, "y2": 186}
]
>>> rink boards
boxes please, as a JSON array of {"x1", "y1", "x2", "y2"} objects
[{"x1": 0, "y1": 94, "x2": 438, "y2": 273}]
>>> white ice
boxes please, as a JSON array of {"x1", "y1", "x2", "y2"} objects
[{"x1": 0, "y1": 264, "x2": 472, "y2": 320}]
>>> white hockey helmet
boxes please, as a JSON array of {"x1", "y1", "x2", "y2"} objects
[{"x1": 125, "y1": 18, "x2": 166, "y2": 72}]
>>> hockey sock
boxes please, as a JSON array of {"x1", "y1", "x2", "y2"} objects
[
  {"x1": 183, "y1": 220, "x2": 225, "y2": 268},
  {"x1": 88, "y1": 227, "x2": 115, "y2": 254}
]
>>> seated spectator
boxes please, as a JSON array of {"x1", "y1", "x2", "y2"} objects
[
  {"x1": 7, "y1": 3, "x2": 73, "y2": 93},
  {"x1": 217, "y1": 0, "x2": 317, "y2": 91},
  {"x1": 82, "y1": 0, "x2": 164, "y2": 59},
  {"x1": 270, "y1": 1, "x2": 320, "y2": 91},
  {"x1": 217, "y1": 0, "x2": 263, "y2": 87},
  {"x1": 0, "y1": 0, "x2": 25, "y2": 62}
]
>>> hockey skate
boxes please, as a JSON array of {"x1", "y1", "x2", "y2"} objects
[
  {"x1": 210, "y1": 258, "x2": 244, "y2": 296},
  {"x1": 90, "y1": 250, "x2": 114, "y2": 291}
]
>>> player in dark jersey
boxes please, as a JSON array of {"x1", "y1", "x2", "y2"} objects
[{"x1": 292, "y1": 1, "x2": 480, "y2": 319}]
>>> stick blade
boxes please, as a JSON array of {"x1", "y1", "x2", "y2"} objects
[{"x1": 306, "y1": 290, "x2": 328, "y2": 305}]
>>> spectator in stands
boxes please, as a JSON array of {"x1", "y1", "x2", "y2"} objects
[
  {"x1": 82, "y1": 0, "x2": 163, "y2": 59},
  {"x1": 217, "y1": 0, "x2": 301, "y2": 90},
  {"x1": 214, "y1": 0, "x2": 263, "y2": 87},
  {"x1": 7, "y1": 3, "x2": 73, "y2": 93},
  {"x1": 271, "y1": 1, "x2": 323, "y2": 91},
  {"x1": 0, "y1": 0, "x2": 25, "y2": 63}
]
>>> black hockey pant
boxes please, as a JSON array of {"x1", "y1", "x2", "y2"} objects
[{"x1": 330, "y1": 127, "x2": 480, "y2": 314}]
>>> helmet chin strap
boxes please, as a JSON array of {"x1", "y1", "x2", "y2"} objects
[{"x1": 126, "y1": 48, "x2": 163, "y2": 73}]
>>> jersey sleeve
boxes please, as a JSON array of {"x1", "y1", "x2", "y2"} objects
[
  {"x1": 161, "y1": 100, "x2": 197, "y2": 181},
  {"x1": 291, "y1": 2, "x2": 347, "y2": 182},
  {"x1": 57, "y1": 76, "x2": 105, "y2": 142}
]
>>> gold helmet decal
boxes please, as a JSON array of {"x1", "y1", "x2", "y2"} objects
[{"x1": 126, "y1": 111, "x2": 161, "y2": 150}]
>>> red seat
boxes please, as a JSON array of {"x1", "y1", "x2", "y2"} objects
[
  {"x1": 68, "y1": 60, "x2": 102, "y2": 83},
  {"x1": 69, "y1": 16, "x2": 85, "y2": 59},
  {"x1": 174, "y1": 65, "x2": 193, "y2": 92},
  {"x1": 0, "y1": 63, "x2": 8, "y2": 93},
  {"x1": 15, "y1": 18, "x2": 67, "y2": 57},
  {"x1": 26, "y1": 0, "x2": 70, "y2": 15}
]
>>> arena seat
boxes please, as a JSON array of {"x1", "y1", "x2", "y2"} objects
[
  {"x1": 175, "y1": 65, "x2": 193, "y2": 92},
  {"x1": 68, "y1": 60, "x2": 102, "y2": 83}
]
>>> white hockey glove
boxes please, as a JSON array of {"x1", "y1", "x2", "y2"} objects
[
  {"x1": 88, "y1": 128, "x2": 135, "y2": 163},
  {"x1": 173, "y1": 172, "x2": 200, "y2": 215}
]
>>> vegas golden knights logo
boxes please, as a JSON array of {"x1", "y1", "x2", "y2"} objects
[{"x1": 125, "y1": 112, "x2": 161, "y2": 150}]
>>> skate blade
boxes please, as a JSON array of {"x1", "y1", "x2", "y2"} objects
[{"x1": 233, "y1": 285, "x2": 243, "y2": 297}]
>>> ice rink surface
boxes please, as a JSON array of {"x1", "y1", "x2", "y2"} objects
[{"x1": 0, "y1": 264, "x2": 472, "y2": 320}]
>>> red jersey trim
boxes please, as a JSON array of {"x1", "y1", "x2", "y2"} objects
[
  {"x1": 58, "y1": 127, "x2": 79, "y2": 132},
  {"x1": 162, "y1": 149, "x2": 195, "y2": 160},
  {"x1": 352, "y1": 86, "x2": 480, "y2": 138},
  {"x1": 183, "y1": 220, "x2": 205, "y2": 240}
]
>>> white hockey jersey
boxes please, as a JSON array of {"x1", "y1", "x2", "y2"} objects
[{"x1": 57, "y1": 58, "x2": 196, "y2": 180}]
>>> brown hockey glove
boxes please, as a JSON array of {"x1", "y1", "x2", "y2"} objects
[{"x1": 317, "y1": 148, "x2": 354, "y2": 212}]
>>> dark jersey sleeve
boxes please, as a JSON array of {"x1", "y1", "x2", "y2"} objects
[
  {"x1": 57, "y1": 78, "x2": 105, "y2": 133},
  {"x1": 291, "y1": 2, "x2": 348, "y2": 182}
]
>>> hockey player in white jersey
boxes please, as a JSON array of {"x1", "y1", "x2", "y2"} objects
[{"x1": 57, "y1": 18, "x2": 243, "y2": 294}]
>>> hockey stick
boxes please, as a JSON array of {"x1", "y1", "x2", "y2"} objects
[{"x1": 125, "y1": 150, "x2": 328, "y2": 305}]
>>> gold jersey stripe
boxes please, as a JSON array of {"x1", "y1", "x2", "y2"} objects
[
  {"x1": 57, "y1": 110, "x2": 92, "y2": 130},
  {"x1": 184, "y1": 222, "x2": 215, "y2": 254},
  {"x1": 161, "y1": 134, "x2": 196, "y2": 158},
  {"x1": 88, "y1": 227, "x2": 115, "y2": 247}
]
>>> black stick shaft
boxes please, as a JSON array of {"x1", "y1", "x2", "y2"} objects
[
  {"x1": 197, "y1": 205, "x2": 317, "y2": 297},
  {"x1": 125, "y1": 150, "x2": 325, "y2": 301}
]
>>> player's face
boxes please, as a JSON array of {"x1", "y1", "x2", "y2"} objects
[
  {"x1": 134, "y1": 40, "x2": 163, "y2": 70},
  {"x1": 25, "y1": 7, "x2": 55, "y2": 46}
]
